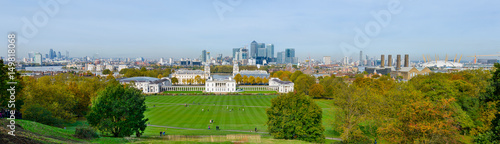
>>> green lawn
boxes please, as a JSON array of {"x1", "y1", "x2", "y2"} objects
[
  {"x1": 144, "y1": 95, "x2": 341, "y2": 138},
  {"x1": 145, "y1": 95, "x2": 276, "y2": 132}
]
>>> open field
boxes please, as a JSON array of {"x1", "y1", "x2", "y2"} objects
[
  {"x1": 145, "y1": 95, "x2": 277, "y2": 132},
  {"x1": 144, "y1": 95, "x2": 340, "y2": 138}
]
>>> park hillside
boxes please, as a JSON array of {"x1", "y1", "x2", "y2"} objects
[{"x1": 1, "y1": 60, "x2": 500, "y2": 143}]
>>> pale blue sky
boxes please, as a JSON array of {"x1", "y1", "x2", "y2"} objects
[{"x1": 1, "y1": 0, "x2": 499, "y2": 61}]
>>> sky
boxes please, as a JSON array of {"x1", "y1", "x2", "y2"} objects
[{"x1": 1, "y1": 0, "x2": 499, "y2": 62}]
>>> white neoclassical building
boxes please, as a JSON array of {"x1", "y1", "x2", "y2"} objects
[
  {"x1": 170, "y1": 65, "x2": 210, "y2": 85},
  {"x1": 269, "y1": 78, "x2": 294, "y2": 93},
  {"x1": 205, "y1": 76, "x2": 237, "y2": 92},
  {"x1": 118, "y1": 77, "x2": 172, "y2": 93}
]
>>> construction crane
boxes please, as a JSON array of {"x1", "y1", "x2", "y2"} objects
[{"x1": 467, "y1": 54, "x2": 500, "y2": 64}]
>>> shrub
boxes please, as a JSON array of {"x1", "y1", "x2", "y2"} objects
[
  {"x1": 23, "y1": 104, "x2": 64, "y2": 126},
  {"x1": 75, "y1": 127, "x2": 99, "y2": 139}
]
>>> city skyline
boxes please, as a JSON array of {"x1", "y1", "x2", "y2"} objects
[{"x1": 1, "y1": 1, "x2": 499, "y2": 61}]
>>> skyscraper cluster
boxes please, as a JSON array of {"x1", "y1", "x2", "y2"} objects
[{"x1": 249, "y1": 40, "x2": 275, "y2": 65}]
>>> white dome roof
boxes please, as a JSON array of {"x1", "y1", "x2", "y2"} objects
[{"x1": 421, "y1": 61, "x2": 463, "y2": 67}]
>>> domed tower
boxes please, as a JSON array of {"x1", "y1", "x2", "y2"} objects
[
  {"x1": 204, "y1": 64, "x2": 211, "y2": 76},
  {"x1": 233, "y1": 63, "x2": 239, "y2": 76}
]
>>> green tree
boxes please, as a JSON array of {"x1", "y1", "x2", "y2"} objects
[
  {"x1": 102, "y1": 69, "x2": 112, "y2": 75},
  {"x1": 171, "y1": 77, "x2": 178, "y2": 85},
  {"x1": 290, "y1": 71, "x2": 303, "y2": 82},
  {"x1": 21, "y1": 75, "x2": 77, "y2": 125},
  {"x1": 234, "y1": 73, "x2": 242, "y2": 84},
  {"x1": 266, "y1": 92, "x2": 325, "y2": 143},
  {"x1": 309, "y1": 84, "x2": 324, "y2": 98},
  {"x1": 0, "y1": 59, "x2": 23, "y2": 110},
  {"x1": 294, "y1": 74, "x2": 316, "y2": 95},
  {"x1": 87, "y1": 83, "x2": 148, "y2": 137},
  {"x1": 332, "y1": 85, "x2": 376, "y2": 143}
]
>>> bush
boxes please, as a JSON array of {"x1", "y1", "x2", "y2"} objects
[
  {"x1": 75, "y1": 127, "x2": 99, "y2": 139},
  {"x1": 23, "y1": 104, "x2": 63, "y2": 126}
]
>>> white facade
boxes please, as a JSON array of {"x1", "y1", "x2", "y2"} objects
[
  {"x1": 34, "y1": 53, "x2": 42, "y2": 65},
  {"x1": 95, "y1": 64, "x2": 105, "y2": 72},
  {"x1": 119, "y1": 77, "x2": 171, "y2": 93},
  {"x1": 118, "y1": 65, "x2": 129, "y2": 72},
  {"x1": 105, "y1": 65, "x2": 115, "y2": 71},
  {"x1": 170, "y1": 65, "x2": 210, "y2": 85},
  {"x1": 86, "y1": 64, "x2": 95, "y2": 71},
  {"x1": 269, "y1": 78, "x2": 294, "y2": 93},
  {"x1": 205, "y1": 77, "x2": 237, "y2": 92}
]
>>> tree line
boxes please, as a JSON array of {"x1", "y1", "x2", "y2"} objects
[{"x1": 331, "y1": 64, "x2": 500, "y2": 143}]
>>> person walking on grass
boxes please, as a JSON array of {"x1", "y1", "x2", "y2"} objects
[{"x1": 208, "y1": 125, "x2": 210, "y2": 130}]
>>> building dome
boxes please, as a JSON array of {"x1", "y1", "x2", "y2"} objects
[{"x1": 420, "y1": 61, "x2": 463, "y2": 67}]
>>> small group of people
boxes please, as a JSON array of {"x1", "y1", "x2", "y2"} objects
[
  {"x1": 159, "y1": 131, "x2": 166, "y2": 136},
  {"x1": 210, "y1": 119, "x2": 214, "y2": 124},
  {"x1": 202, "y1": 109, "x2": 210, "y2": 112},
  {"x1": 208, "y1": 125, "x2": 220, "y2": 130}
]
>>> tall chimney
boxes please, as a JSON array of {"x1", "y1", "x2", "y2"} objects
[
  {"x1": 381, "y1": 55, "x2": 385, "y2": 68},
  {"x1": 388, "y1": 55, "x2": 392, "y2": 67},
  {"x1": 397, "y1": 55, "x2": 401, "y2": 70},
  {"x1": 404, "y1": 54, "x2": 409, "y2": 67}
]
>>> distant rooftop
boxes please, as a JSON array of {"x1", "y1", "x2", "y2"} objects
[
  {"x1": 118, "y1": 77, "x2": 159, "y2": 82},
  {"x1": 174, "y1": 69, "x2": 205, "y2": 74},
  {"x1": 271, "y1": 78, "x2": 293, "y2": 84}
]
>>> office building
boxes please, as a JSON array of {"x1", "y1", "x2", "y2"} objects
[
  {"x1": 202, "y1": 50, "x2": 207, "y2": 62},
  {"x1": 250, "y1": 41, "x2": 258, "y2": 58},
  {"x1": 285, "y1": 48, "x2": 296, "y2": 63},
  {"x1": 323, "y1": 56, "x2": 331, "y2": 65},
  {"x1": 360, "y1": 51, "x2": 363, "y2": 66},
  {"x1": 34, "y1": 52, "x2": 42, "y2": 65},
  {"x1": 266, "y1": 44, "x2": 274, "y2": 58},
  {"x1": 257, "y1": 48, "x2": 266, "y2": 57},
  {"x1": 49, "y1": 49, "x2": 54, "y2": 59},
  {"x1": 277, "y1": 51, "x2": 285, "y2": 64},
  {"x1": 232, "y1": 48, "x2": 239, "y2": 59}
]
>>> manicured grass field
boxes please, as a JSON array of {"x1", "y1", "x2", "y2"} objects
[
  {"x1": 145, "y1": 95, "x2": 276, "y2": 132},
  {"x1": 144, "y1": 95, "x2": 340, "y2": 138}
]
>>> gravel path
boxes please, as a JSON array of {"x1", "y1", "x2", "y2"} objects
[{"x1": 148, "y1": 124, "x2": 342, "y2": 141}]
